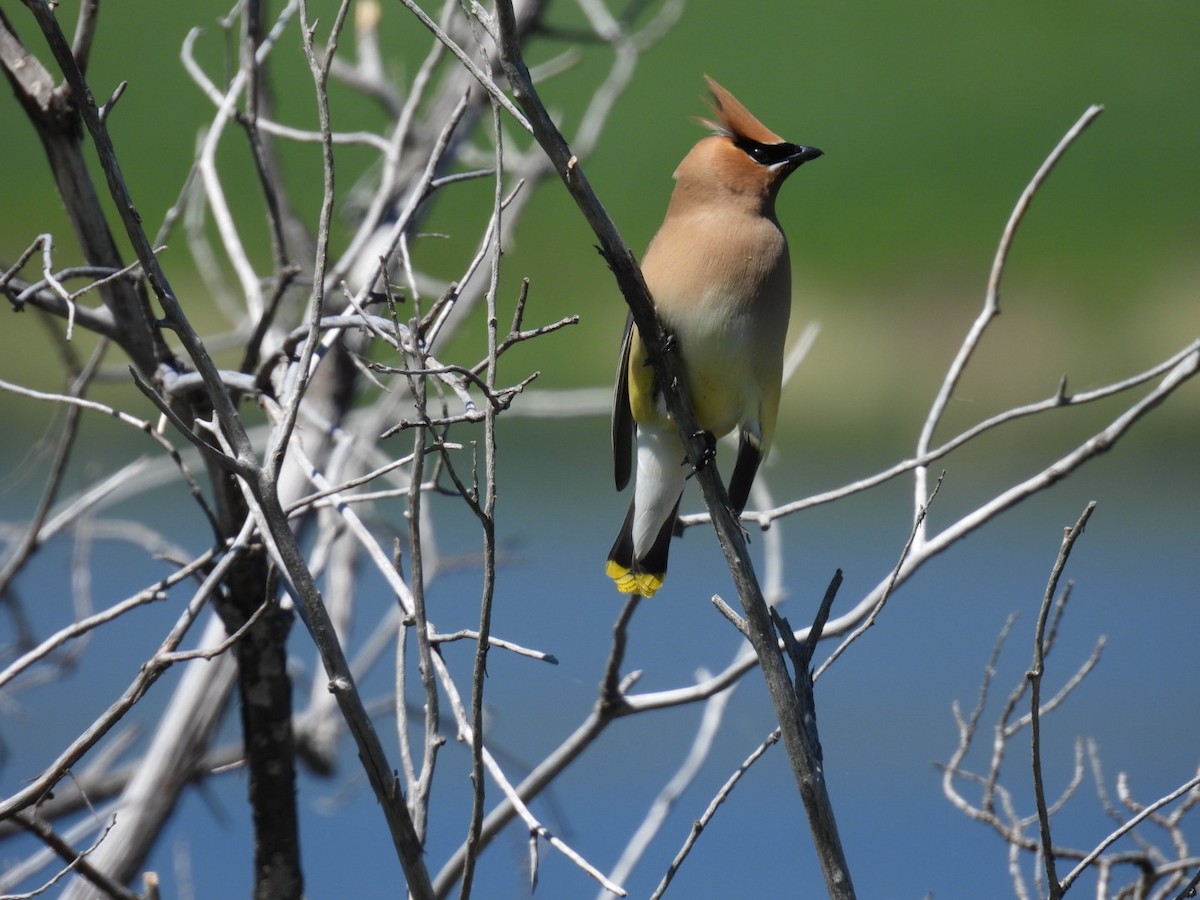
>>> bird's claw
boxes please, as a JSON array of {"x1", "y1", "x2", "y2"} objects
[{"x1": 683, "y1": 431, "x2": 717, "y2": 478}]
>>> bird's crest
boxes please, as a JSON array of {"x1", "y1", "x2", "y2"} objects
[{"x1": 698, "y1": 75, "x2": 784, "y2": 145}]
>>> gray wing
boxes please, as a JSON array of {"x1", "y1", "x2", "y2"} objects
[{"x1": 612, "y1": 313, "x2": 635, "y2": 491}]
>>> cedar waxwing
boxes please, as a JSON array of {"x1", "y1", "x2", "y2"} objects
[{"x1": 605, "y1": 76, "x2": 822, "y2": 597}]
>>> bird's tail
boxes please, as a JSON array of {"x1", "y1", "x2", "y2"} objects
[{"x1": 605, "y1": 497, "x2": 680, "y2": 598}]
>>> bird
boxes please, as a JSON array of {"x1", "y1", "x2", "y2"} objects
[{"x1": 605, "y1": 76, "x2": 822, "y2": 598}]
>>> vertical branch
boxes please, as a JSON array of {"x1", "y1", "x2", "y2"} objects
[
  {"x1": 403, "y1": 327, "x2": 442, "y2": 841},
  {"x1": 460, "y1": 98, "x2": 505, "y2": 899},
  {"x1": 238, "y1": 425, "x2": 437, "y2": 897},
  {"x1": 207, "y1": 4, "x2": 433, "y2": 895},
  {"x1": 1029, "y1": 502, "x2": 1096, "y2": 899},
  {"x1": 273, "y1": 0, "x2": 351, "y2": 479},
  {"x1": 395, "y1": 541, "x2": 419, "y2": 792},
  {"x1": 69, "y1": 0, "x2": 99, "y2": 74}
]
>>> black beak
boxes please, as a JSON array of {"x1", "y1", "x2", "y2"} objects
[{"x1": 789, "y1": 145, "x2": 824, "y2": 166}]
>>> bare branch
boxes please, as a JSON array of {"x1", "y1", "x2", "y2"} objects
[
  {"x1": 913, "y1": 105, "x2": 1104, "y2": 539},
  {"x1": 429, "y1": 651, "x2": 626, "y2": 896},
  {"x1": 1061, "y1": 774, "x2": 1200, "y2": 894},
  {"x1": 1029, "y1": 504, "x2": 1095, "y2": 897},
  {"x1": 9, "y1": 813, "x2": 138, "y2": 900},
  {"x1": 650, "y1": 728, "x2": 781, "y2": 900},
  {"x1": 604, "y1": 673, "x2": 737, "y2": 893}
]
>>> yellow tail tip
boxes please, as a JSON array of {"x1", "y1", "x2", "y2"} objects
[{"x1": 605, "y1": 560, "x2": 665, "y2": 598}]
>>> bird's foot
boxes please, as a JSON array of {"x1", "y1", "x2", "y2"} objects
[{"x1": 684, "y1": 431, "x2": 717, "y2": 478}]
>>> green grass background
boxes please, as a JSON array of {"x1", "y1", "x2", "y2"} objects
[{"x1": 2, "y1": 0, "x2": 1197, "y2": 447}]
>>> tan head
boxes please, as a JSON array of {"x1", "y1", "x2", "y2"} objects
[{"x1": 671, "y1": 76, "x2": 822, "y2": 210}]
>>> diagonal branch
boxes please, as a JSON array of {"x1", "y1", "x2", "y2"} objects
[
  {"x1": 913, "y1": 105, "x2": 1104, "y2": 540},
  {"x1": 490, "y1": 2, "x2": 855, "y2": 895}
]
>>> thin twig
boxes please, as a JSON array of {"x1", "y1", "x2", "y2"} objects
[
  {"x1": 460, "y1": 94, "x2": 506, "y2": 900},
  {"x1": 10, "y1": 813, "x2": 139, "y2": 900},
  {"x1": 1029, "y1": 502, "x2": 1095, "y2": 898},
  {"x1": 1062, "y1": 773, "x2": 1200, "y2": 893},
  {"x1": 913, "y1": 105, "x2": 1104, "y2": 541},
  {"x1": 602, "y1": 673, "x2": 737, "y2": 895},
  {"x1": 399, "y1": 307, "x2": 442, "y2": 842},
  {"x1": 650, "y1": 729, "x2": 781, "y2": 900},
  {"x1": 428, "y1": 651, "x2": 627, "y2": 897},
  {"x1": 815, "y1": 473, "x2": 943, "y2": 679}
]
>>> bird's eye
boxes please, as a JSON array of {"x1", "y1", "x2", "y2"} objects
[
  {"x1": 734, "y1": 138, "x2": 822, "y2": 170},
  {"x1": 736, "y1": 137, "x2": 789, "y2": 167}
]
